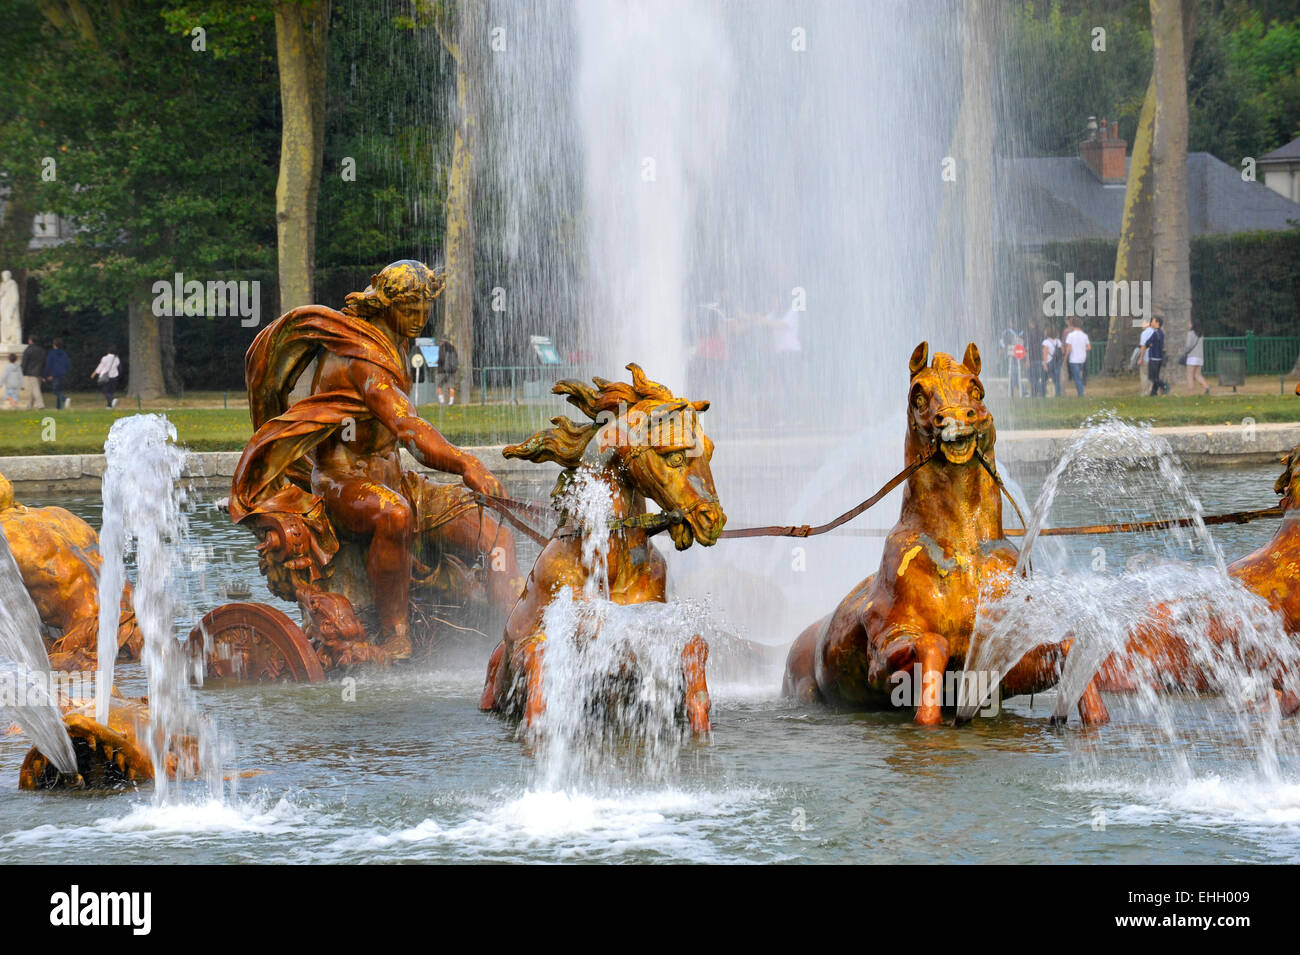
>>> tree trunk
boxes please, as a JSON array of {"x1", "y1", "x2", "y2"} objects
[
  {"x1": 159, "y1": 314, "x2": 180, "y2": 396},
  {"x1": 438, "y1": 5, "x2": 478, "y2": 402},
  {"x1": 126, "y1": 296, "x2": 165, "y2": 400},
  {"x1": 1102, "y1": 75, "x2": 1156, "y2": 375},
  {"x1": 273, "y1": 0, "x2": 329, "y2": 315},
  {"x1": 960, "y1": 0, "x2": 996, "y2": 348},
  {"x1": 1149, "y1": 0, "x2": 1194, "y2": 353}
]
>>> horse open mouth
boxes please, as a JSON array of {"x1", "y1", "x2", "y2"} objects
[{"x1": 939, "y1": 429, "x2": 978, "y2": 464}]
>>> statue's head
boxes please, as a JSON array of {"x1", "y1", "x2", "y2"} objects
[
  {"x1": 504, "y1": 364, "x2": 726, "y2": 549},
  {"x1": 906, "y1": 341, "x2": 993, "y2": 465},
  {"x1": 342, "y1": 260, "x2": 444, "y2": 339},
  {"x1": 1, "y1": 270, "x2": 10, "y2": 281}
]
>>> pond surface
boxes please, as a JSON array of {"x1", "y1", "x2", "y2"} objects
[{"x1": 2, "y1": 463, "x2": 1298, "y2": 864}]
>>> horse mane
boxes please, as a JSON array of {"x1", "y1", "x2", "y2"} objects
[{"x1": 503, "y1": 363, "x2": 682, "y2": 468}]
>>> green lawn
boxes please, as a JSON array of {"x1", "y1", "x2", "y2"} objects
[
  {"x1": 990, "y1": 392, "x2": 1300, "y2": 431},
  {"x1": 4, "y1": 390, "x2": 1299, "y2": 456},
  {"x1": 0, "y1": 403, "x2": 554, "y2": 456}
]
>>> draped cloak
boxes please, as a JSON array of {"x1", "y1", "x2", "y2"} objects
[{"x1": 229, "y1": 306, "x2": 474, "y2": 585}]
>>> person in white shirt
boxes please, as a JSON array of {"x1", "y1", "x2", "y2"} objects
[
  {"x1": 1134, "y1": 319, "x2": 1155, "y2": 395},
  {"x1": 1064, "y1": 319, "x2": 1090, "y2": 396},
  {"x1": 91, "y1": 347, "x2": 122, "y2": 408},
  {"x1": 1041, "y1": 327, "x2": 1063, "y2": 397}
]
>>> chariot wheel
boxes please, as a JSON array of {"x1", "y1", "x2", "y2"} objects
[{"x1": 186, "y1": 602, "x2": 326, "y2": 683}]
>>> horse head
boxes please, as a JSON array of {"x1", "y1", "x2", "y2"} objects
[
  {"x1": 906, "y1": 341, "x2": 994, "y2": 466},
  {"x1": 505, "y1": 364, "x2": 726, "y2": 550}
]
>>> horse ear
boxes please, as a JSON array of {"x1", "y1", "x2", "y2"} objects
[
  {"x1": 963, "y1": 343, "x2": 981, "y2": 375},
  {"x1": 908, "y1": 342, "x2": 929, "y2": 377}
]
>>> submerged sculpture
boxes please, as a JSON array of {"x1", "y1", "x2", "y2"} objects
[
  {"x1": 195, "y1": 260, "x2": 521, "y2": 676},
  {"x1": 479, "y1": 364, "x2": 726, "y2": 735},
  {"x1": 0, "y1": 472, "x2": 140, "y2": 670},
  {"x1": 1094, "y1": 439, "x2": 1300, "y2": 711},
  {"x1": 783, "y1": 342, "x2": 1108, "y2": 725},
  {"x1": 19, "y1": 697, "x2": 163, "y2": 790}
]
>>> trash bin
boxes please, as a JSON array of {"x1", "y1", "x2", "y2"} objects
[{"x1": 1217, "y1": 347, "x2": 1246, "y2": 389}]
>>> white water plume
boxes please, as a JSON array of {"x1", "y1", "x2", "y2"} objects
[
  {"x1": 0, "y1": 530, "x2": 77, "y2": 775},
  {"x1": 961, "y1": 417, "x2": 1300, "y2": 780},
  {"x1": 95, "y1": 415, "x2": 221, "y2": 800}
]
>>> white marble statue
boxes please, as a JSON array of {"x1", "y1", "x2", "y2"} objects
[{"x1": 0, "y1": 271, "x2": 19, "y2": 347}]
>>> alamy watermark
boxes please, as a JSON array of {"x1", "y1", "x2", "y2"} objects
[
  {"x1": 1042, "y1": 272, "x2": 1151, "y2": 325},
  {"x1": 151, "y1": 271, "x2": 260, "y2": 327},
  {"x1": 889, "y1": 665, "x2": 1001, "y2": 716},
  {"x1": 0, "y1": 668, "x2": 98, "y2": 707}
]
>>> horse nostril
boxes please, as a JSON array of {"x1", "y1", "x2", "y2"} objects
[{"x1": 965, "y1": 409, "x2": 975, "y2": 419}]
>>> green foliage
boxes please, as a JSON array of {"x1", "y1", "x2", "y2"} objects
[
  {"x1": 2, "y1": 0, "x2": 278, "y2": 317},
  {"x1": 1002, "y1": 0, "x2": 1300, "y2": 164},
  {"x1": 998, "y1": 1, "x2": 1151, "y2": 155},
  {"x1": 316, "y1": 2, "x2": 454, "y2": 267}
]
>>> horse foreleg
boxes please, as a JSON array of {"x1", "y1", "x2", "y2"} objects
[
  {"x1": 913, "y1": 632, "x2": 950, "y2": 726},
  {"x1": 517, "y1": 636, "x2": 546, "y2": 730},
  {"x1": 1075, "y1": 675, "x2": 1111, "y2": 725},
  {"x1": 479, "y1": 641, "x2": 506, "y2": 712},
  {"x1": 681, "y1": 635, "x2": 711, "y2": 736}
]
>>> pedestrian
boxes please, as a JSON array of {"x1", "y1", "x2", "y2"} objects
[
  {"x1": 1143, "y1": 316, "x2": 1168, "y2": 396},
  {"x1": 43, "y1": 337, "x2": 71, "y2": 409},
  {"x1": 1184, "y1": 321, "x2": 1208, "y2": 395},
  {"x1": 1041, "y1": 327, "x2": 1063, "y2": 397},
  {"x1": 436, "y1": 338, "x2": 458, "y2": 405},
  {"x1": 2, "y1": 354, "x2": 21, "y2": 409},
  {"x1": 91, "y1": 345, "x2": 122, "y2": 408},
  {"x1": 20, "y1": 334, "x2": 45, "y2": 408},
  {"x1": 1134, "y1": 317, "x2": 1155, "y2": 395},
  {"x1": 1064, "y1": 318, "x2": 1091, "y2": 396}
]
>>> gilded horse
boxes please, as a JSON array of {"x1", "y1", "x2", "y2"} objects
[
  {"x1": 1094, "y1": 437, "x2": 1300, "y2": 712},
  {"x1": 783, "y1": 342, "x2": 1109, "y2": 725},
  {"x1": 479, "y1": 364, "x2": 726, "y2": 735}
]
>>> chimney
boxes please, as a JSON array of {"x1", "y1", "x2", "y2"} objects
[{"x1": 1079, "y1": 115, "x2": 1127, "y2": 184}]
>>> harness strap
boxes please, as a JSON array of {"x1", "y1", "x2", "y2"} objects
[{"x1": 719, "y1": 452, "x2": 936, "y2": 539}]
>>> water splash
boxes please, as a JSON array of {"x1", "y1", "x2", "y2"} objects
[
  {"x1": 94, "y1": 415, "x2": 220, "y2": 800},
  {"x1": 558, "y1": 467, "x2": 616, "y2": 600},
  {"x1": 530, "y1": 467, "x2": 704, "y2": 789},
  {"x1": 533, "y1": 590, "x2": 697, "y2": 790},
  {"x1": 961, "y1": 417, "x2": 1300, "y2": 782},
  {"x1": 0, "y1": 530, "x2": 77, "y2": 774}
]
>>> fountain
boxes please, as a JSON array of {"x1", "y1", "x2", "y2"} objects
[
  {"x1": 0, "y1": 471, "x2": 141, "y2": 671},
  {"x1": 0, "y1": 530, "x2": 77, "y2": 778},
  {"x1": 782, "y1": 342, "x2": 1108, "y2": 724},
  {"x1": 479, "y1": 364, "x2": 724, "y2": 741},
  {"x1": 961, "y1": 418, "x2": 1300, "y2": 729},
  {"x1": 191, "y1": 260, "x2": 521, "y2": 678}
]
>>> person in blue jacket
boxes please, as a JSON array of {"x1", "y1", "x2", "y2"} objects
[{"x1": 43, "y1": 337, "x2": 72, "y2": 409}]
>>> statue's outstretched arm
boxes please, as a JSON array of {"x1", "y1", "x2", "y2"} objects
[{"x1": 356, "y1": 364, "x2": 503, "y2": 498}]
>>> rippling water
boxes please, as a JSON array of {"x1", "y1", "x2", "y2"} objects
[{"x1": 2, "y1": 464, "x2": 1297, "y2": 864}]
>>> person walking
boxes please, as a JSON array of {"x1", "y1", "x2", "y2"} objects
[
  {"x1": 1064, "y1": 318, "x2": 1091, "y2": 396},
  {"x1": 1134, "y1": 318, "x2": 1155, "y2": 395},
  {"x1": 1041, "y1": 327, "x2": 1063, "y2": 397},
  {"x1": 2, "y1": 354, "x2": 22, "y2": 409},
  {"x1": 20, "y1": 334, "x2": 45, "y2": 408},
  {"x1": 1143, "y1": 316, "x2": 1168, "y2": 396},
  {"x1": 90, "y1": 345, "x2": 122, "y2": 408},
  {"x1": 43, "y1": 337, "x2": 71, "y2": 409},
  {"x1": 1184, "y1": 322, "x2": 1208, "y2": 394}
]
